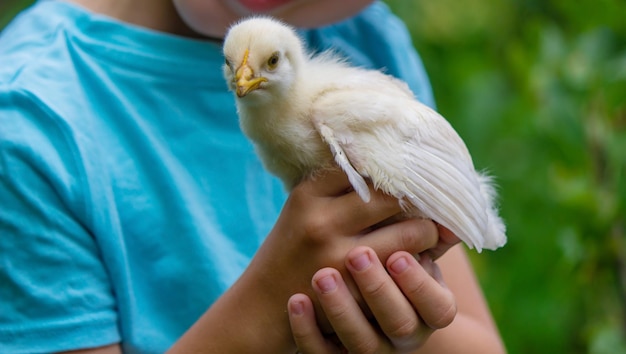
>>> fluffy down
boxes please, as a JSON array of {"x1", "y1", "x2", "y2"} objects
[{"x1": 222, "y1": 17, "x2": 506, "y2": 252}]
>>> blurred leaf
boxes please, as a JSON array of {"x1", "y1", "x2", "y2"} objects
[
  {"x1": 386, "y1": 0, "x2": 626, "y2": 353},
  {"x1": 0, "y1": 0, "x2": 34, "y2": 29}
]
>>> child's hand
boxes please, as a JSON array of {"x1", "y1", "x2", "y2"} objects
[
  {"x1": 288, "y1": 247, "x2": 456, "y2": 353},
  {"x1": 195, "y1": 168, "x2": 459, "y2": 352},
  {"x1": 247, "y1": 168, "x2": 442, "y2": 323}
]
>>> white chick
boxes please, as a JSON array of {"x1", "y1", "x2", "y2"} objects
[{"x1": 222, "y1": 17, "x2": 506, "y2": 251}]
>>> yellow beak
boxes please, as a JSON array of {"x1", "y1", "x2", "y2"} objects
[{"x1": 235, "y1": 49, "x2": 267, "y2": 97}]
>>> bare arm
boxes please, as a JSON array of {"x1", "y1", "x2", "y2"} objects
[{"x1": 416, "y1": 245, "x2": 506, "y2": 353}]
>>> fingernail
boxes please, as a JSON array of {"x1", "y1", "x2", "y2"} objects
[
  {"x1": 389, "y1": 256, "x2": 409, "y2": 274},
  {"x1": 316, "y1": 275, "x2": 337, "y2": 293},
  {"x1": 290, "y1": 300, "x2": 304, "y2": 315},
  {"x1": 349, "y1": 251, "x2": 372, "y2": 271}
]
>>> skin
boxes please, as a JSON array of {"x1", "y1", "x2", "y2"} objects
[
  {"x1": 172, "y1": 0, "x2": 376, "y2": 37},
  {"x1": 58, "y1": 0, "x2": 506, "y2": 353}
]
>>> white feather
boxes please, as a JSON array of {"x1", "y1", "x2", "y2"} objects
[{"x1": 223, "y1": 17, "x2": 506, "y2": 251}]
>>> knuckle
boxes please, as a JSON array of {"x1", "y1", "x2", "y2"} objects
[
  {"x1": 400, "y1": 218, "x2": 438, "y2": 252},
  {"x1": 398, "y1": 224, "x2": 418, "y2": 252},
  {"x1": 387, "y1": 316, "x2": 419, "y2": 340},
  {"x1": 360, "y1": 278, "x2": 388, "y2": 298},
  {"x1": 323, "y1": 301, "x2": 352, "y2": 322},
  {"x1": 351, "y1": 337, "x2": 381, "y2": 354},
  {"x1": 286, "y1": 184, "x2": 310, "y2": 209},
  {"x1": 430, "y1": 294, "x2": 457, "y2": 329},
  {"x1": 302, "y1": 211, "x2": 333, "y2": 244},
  {"x1": 416, "y1": 218, "x2": 439, "y2": 248},
  {"x1": 405, "y1": 274, "x2": 430, "y2": 299},
  {"x1": 290, "y1": 326, "x2": 310, "y2": 345}
]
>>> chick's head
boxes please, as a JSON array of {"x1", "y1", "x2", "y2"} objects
[{"x1": 223, "y1": 17, "x2": 305, "y2": 103}]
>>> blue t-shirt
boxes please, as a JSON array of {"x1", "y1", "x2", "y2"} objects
[{"x1": 0, "y1": 1, "x2": 434, "y2": 352}]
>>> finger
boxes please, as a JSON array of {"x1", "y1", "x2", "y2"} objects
[
  {"x1": 387, "y1": 251, "x2": 457, "y2": 330},
  {"x1": 346, "y1": 247, "x2": 427, "y2": 349},
  {"x1": 329, "y1": 188, "x2": 404, "y2": 234},
  {"x1": 288, "y1": 293, "x2": 337, "y2": 354},
  {"x1": 357, "y1": 218, "x2": 439, "y2": 262},
  {"x1": 426, "y1": 223, "x2": 462, "y2": 260},
  {"x1": 312, "y1": 268, "x2": 384, "y2": 353},
  {"x1": 304, "y1": 169, "x2": 404, "y2": 233},
  {"x1": 293, "y1": 184, "x2": 406, "y2": 238},
  {"x1": 316, "y1": 192, "x2": 401, "y2": 235},
  {"x1": 298, "y1": 167, "x2": 352, "y2": 197}
]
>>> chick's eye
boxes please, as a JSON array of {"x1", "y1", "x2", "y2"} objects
[{"x1": 267, "y1": 52, "x2": 280, "y2": 69}]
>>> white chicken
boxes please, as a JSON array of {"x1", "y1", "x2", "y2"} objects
[{"x1": 222, "y1": 17, "x2": 506, "y2": 251}]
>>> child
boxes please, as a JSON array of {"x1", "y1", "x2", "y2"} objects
[{"x1": 0, "y1": 0, "x2": 505, "y2": 352}]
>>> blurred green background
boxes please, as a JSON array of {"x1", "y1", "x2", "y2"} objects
[{"x1": 2, "y1": 1, "x2": 625, "y2": 353}]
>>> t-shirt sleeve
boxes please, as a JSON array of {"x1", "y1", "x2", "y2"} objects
[
  {"x1": 301, "y1": 1, "x2": 436, "y2": 109},
  {"x1": 0, "y1": 91, "x2": 120, "y2": 353}
]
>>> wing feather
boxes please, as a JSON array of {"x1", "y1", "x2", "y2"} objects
[
  {"x1": 317, "y1": 123, "x2": 371, "y2": 202},
  {"x1": 311, "y1": 81, "x2": 506, "y2": 251}
]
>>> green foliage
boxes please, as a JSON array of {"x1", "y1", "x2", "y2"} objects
[
  {"x1": 3, "y1": 0, "x2": 625, "y2": 353},
  {"x1": 385, "y1": 0, "x2": 626, "y2": 353},
  {"x1": 0, "y1": 0, "x2": 34, "y2": 28}
]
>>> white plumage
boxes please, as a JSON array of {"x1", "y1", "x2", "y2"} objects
[{"x1": 222, "y1": 17, "x2": 506, "y2": 252}]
